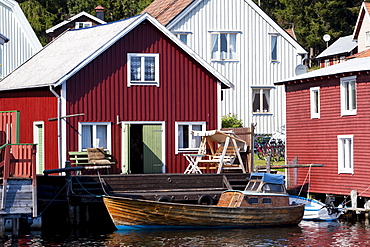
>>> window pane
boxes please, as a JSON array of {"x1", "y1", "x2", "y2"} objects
[
  {"x1": 252, "y1": 90, "x2": 261, "y2": 112},
  {"x1": 191, "y1": 125, "x2": 202, "y2": 148},
  {"x1": 131, "y1": 57, "x2": 141, "y2": 81},
  {"x1": 144, "y1": 57, "x2": 155, "y2": 81},
  {"x1": 96, "y1": 125, "x2": 107, "y2": 148},
  {"x1": 229, "y1": 34, "x2": 237, "y2": 59},
  {"x1": 179, "y1": 34, "x2": 187, "y2": 44},
  {"x1": 82, "y1": 125, "x2": 92, "y2": 149},
  {"x1": 262, "y1": 90, "x2": 270, "y2": 112},
  {"x1": 313, "y1": 91, "x2": 319, "y2": 113},
  {"x1": 178, "y1": 125, "x2": 189, "y2": 148},
  {"x1": 271, "y1": 36, "x2": 277, "y2": 60},
  {"x1": 220, "y1": 34, "x2": 228, "y2": 59},
  {"x1": 211, "y1": 34, "x2": 219, "y2": 59},
  {"x1": 350, "y1": 81, "x2": 356, "y2": 110}
]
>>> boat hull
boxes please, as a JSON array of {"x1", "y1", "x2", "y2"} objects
[
  {"x1": 103, "y1": 195, "x2": 304, "y2": 228},
  {"x1": 289, "y1": 196, "x2": 343, "y2": 221}
]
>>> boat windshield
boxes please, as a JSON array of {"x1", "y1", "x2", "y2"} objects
[
  {"x1": 245, "y1": 181, "x2": 260, "y2": 191},
  {"x1": 261, "y1": 183, "x2": 285, "y2": 193}
]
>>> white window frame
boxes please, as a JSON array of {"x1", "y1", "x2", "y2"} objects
[
  {"x1": 75, "y1": 22, "x2": 92, "y2": 29},
  {"x1": 338, "y1": 135, "x2": 354, "y2": 174},
  {"x1": 210, "y1": 32, "x2": 238, "y2": 61},
  {"x1": 78, "y1": 122, "x2": 112, "y2": 151},
  {"x1": 340, "y1": 56, "x2": 345, "y2": 63},
  {"x1": 175, "y1": 122, "x2": 206, "y2": 154},
  {"x1": 270, "y1": 34, "x2": 279, "y2": 62},
  {"x1": 310, "y1": 87, "x2": 320, "y2": 119},
  {"x1": 127, "y1": 53, "x2": 159, "y2": 87},
  {"x1": 340, "y1": 76, "x2": 357, "y2": 116},
  {"x1": 252, "y1": 87, "x2": 273, "y2": 114},
  {"x1": 173, "y1": 32, "x2": 191, "y2": 45},
  {"x1": 366, "y1": 31, "x2": 370, "y2": 47}
]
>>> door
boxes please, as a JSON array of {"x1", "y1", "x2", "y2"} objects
[
  {"x1": 143, "y1": 125, "x2": 163, "y2": 173},
  {"x1": 122, "y1": 124, "x2": 130, "y2": 174}
]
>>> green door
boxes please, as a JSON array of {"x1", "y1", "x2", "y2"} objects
[{"x1": 143, "y1": 125, "x2": 163, "y2": 173}]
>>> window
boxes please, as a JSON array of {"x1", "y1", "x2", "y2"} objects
[
  {"x1": 338, "y1": 135, "x2": 354, "y2": 174},
  {"x1": 175, "y1": 122, "x2": 206, "y2": 153},
  {"x1": 340, "y1": 56, "x2": 345, "y2": 63},
  {"x1": 310, "y1": 87, "x2": 320, "y2": 119},
  {"x1": 173, "y1": 32, "x2": 189, "y2": 45},
  {"x1": 252, "y1": 88, "x2": 271, "y2": 113},
  {"x1": 324, "y1": 59, "x2": 330, "y2": 67},
  {"x1": 211, "y1": 32, "x2": 237, "y2": 60},
  {"x1": 247, "y1": 197, "x2": 259, "y2": 205},
  {"x1": 270, "y1": 34, "x2": 279, "y2": 61},
  {"x1": 75, "y1": 22, "x2": 92, "y2": 29},
  {"x1": 79, "y1": 122, "x2": 111, "y2": 151},
  {"x1": 262, "y1": 198, "x2": 272, "y2": 204},
  {"x1": 340, "y1": 76, "x2": 356, "y2": 116},
  {"x1": 127, "y1": 53, "x2": 159, "y2": 87},
  {"x1": 366, "y1": 31, "x2": 370, "y2": 47}
]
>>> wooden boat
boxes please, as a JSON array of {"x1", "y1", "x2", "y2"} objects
[
  {"x1": 103, "y1": 173, "x2": 305, "y2": 229},
  {"x1": 289, "y1": 195, "x2": 343, "y2": 221}
]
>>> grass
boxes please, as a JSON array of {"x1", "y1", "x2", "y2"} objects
[{"x1": 253, "y1": 154, "x2": 285, "y2": 172}]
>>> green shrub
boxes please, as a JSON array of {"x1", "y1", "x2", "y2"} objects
[{"x1": 221, "y1": 114, "x2": 243, "y2": 128}]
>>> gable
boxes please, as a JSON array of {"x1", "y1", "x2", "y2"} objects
[
  {"x1": 0, "y1": 13, "x2": 230, "y2": 91},
  {"x1": 353, "y1": 2, "x2": 370, "y2": 52}
]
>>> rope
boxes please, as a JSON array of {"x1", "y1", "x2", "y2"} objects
[
  {"x1": 39, "y1": 178, "x2": 71, "y2": 215},
  {"x1": 72, "y1": 175, "x2": 105, "y2": 197},
  {"x1": 97, "y1": 171, "x2": 109, "y2": 196},
  {"x1": 298, "y1": 164, "x2": 312, "y2": 196}
]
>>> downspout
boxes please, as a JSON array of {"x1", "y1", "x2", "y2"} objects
[{"x1": 49, "y1": 85, "x2": 62, "y2": 168}]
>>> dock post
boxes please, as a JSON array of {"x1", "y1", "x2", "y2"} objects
[{"x1": 266, "y1": 156, "x2": 271, "y2": 173}]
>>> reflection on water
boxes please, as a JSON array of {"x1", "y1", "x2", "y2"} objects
[{"x1": 2, "y1": 220, "x2": 370, "y2": 246}]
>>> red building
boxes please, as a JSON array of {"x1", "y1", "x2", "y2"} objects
[
  {"x1": 0, "y1": 14, "x2": 231, "y2": 175},
  {"x1": 275, "y1": 56, "x2": 370, "y2": 201}
]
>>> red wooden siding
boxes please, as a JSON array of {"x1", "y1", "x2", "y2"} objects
[
  {"x1": 0, "y1": 88, "x2": 59, "y2": 171},
  {"x1": 65, "y1": 22, "x2": 219, "y2": 173},
  {"x1": 285, "y1": 74, "x2": 370, "y2": 197}
]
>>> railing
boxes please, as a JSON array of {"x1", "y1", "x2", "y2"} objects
[
  {"x1": 0, "y1": 143, "x2": 37, "y2": 179},
  {"x1": 0, "y1": 143, "x2": 37, "y2": 216}
]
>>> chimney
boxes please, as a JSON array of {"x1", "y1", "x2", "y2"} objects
[{"x1": 95, "y1": 5, "x2": 105, "y2": 21}]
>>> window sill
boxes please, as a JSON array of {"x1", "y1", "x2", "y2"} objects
[
  {"x1": 128, "y1": 82, "x2": 159, "y2": 87},
  {"x1": 211, "y1": 59, "x2": 239, "y2": 63},
  {"x1": 253, "y1": 112, "x2": 273, "y2": 116},
  {"x1": 177, "y1": 149, "x2": 199, "y2": 154}
]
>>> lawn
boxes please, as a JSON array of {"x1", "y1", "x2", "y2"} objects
[{"x1": 253, "y1": 154, "x2": 285, "y2": 172}]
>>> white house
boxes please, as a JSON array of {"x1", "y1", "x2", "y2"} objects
[
  {"x1": 143, "y1": 0, "x2": 307, "y2": 134},
  {"x1": 0, "y1": 0, "x2": 42, "y2": 79}
]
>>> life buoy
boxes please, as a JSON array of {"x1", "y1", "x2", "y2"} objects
[
  {"x1": 157, "y1": 196, "x2": 172, "y2": 202},
  {"x1": 198, "y1": 194, "x2": 214, "y2": 205}
]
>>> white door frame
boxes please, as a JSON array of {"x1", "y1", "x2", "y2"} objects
[
  {"x1": 121, "y1": 121, "x2": 166, "y2": 174},
  {"x1": 33, "y1": 121, "x2": 45, "y2": 174}
]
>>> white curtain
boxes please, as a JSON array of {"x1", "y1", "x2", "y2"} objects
[
  {"x1": 229, "y1": 34, "x2": 237, "y2": 59},
  {"x1": 81, "y1": 125, "x2": 92, "y2": 149},
  {"x1": 131, "y1": 57, "x2": 141, "y2": 81},
  {"x1": 144, "y1": 57, "x2": 155, "y2": 81},
  {"x1": 191, "y1": 125, "x2": 202, "y2": 148},
  {"x1": 263, "y1": 90, "x2": 270, "y2": 112},
  {"x1": 211, "y1": 34, "x2": 219, "y2": 59},
  {"x1": 96, "y1": 125, "x2": 107, "y2": 148}
]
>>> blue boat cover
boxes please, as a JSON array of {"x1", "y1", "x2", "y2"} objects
[{"x1": 250, "y1": 173, "x2": 284, "y2": 185}]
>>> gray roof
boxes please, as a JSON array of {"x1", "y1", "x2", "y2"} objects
[
  {"x1": 276, "y1": 56, "x2": 370, "y2": 84},
  {"x1": 0, "y1": 13, "x2": 232, "y2": 91},
  {"x1": 316, "y1": 35, "x2": 357, "y2": 59}
]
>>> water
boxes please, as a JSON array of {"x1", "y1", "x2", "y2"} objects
[{"x1": 2, "y1": 220, "x2": 370, "y2": 246}]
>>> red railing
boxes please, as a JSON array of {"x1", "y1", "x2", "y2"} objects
[{"x1": 0, "y1": 144, "x2": 37, "y2": 179}]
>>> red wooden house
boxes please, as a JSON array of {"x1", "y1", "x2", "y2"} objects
[
  {"x1": 275, "y1": 56, "x2": 370, "y2": 202},
  {"x1": 0, "y1": 13, "x2": 231, "y2": 175}
]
